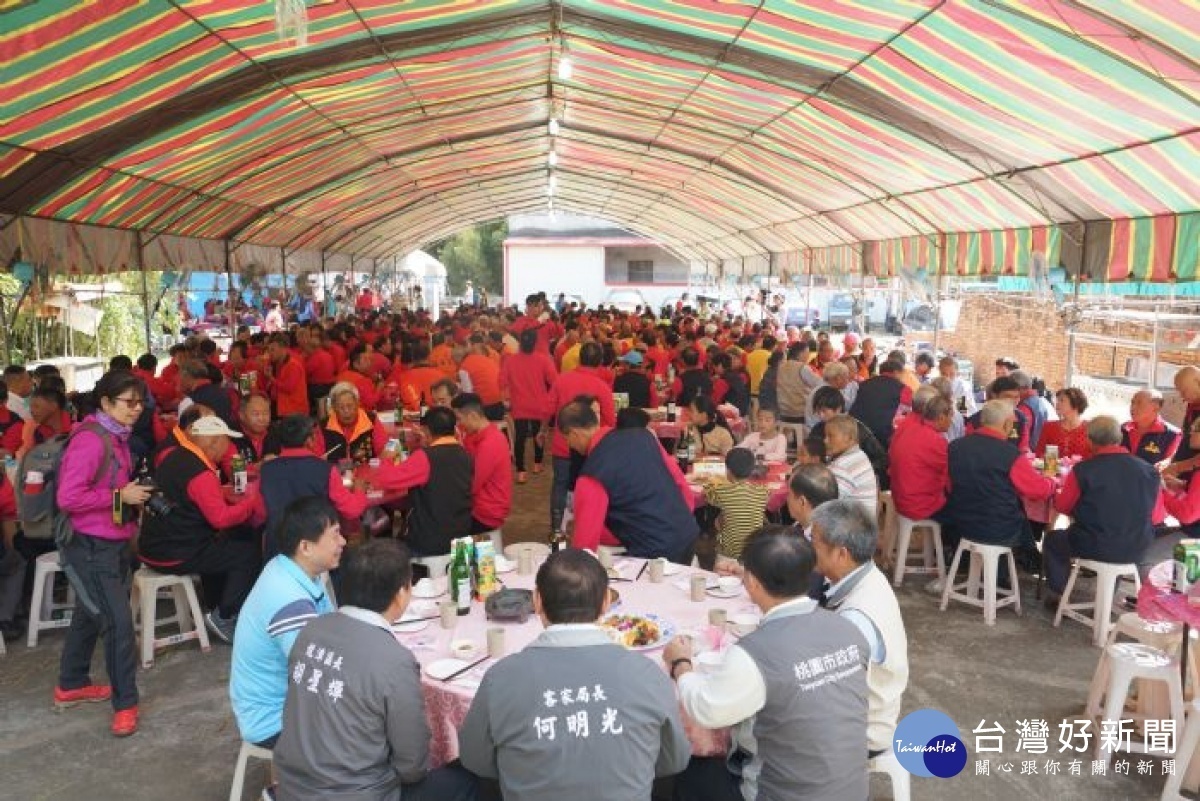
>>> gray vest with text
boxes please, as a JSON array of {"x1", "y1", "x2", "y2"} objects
[{"x1": 738, "y1": 605, "x2": 870, "y2": 801}]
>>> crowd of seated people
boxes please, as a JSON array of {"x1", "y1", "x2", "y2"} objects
[{"x1": 4, "y1": 288, "x2": 1198, "y2": 800}]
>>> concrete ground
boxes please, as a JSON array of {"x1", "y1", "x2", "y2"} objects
[{"x1": 0, "y1": 474, "x2": 1177, "y2": 801}]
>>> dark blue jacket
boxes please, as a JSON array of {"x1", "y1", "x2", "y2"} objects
[
  {"x1": 943, "y1": 433, "x2": 1026, "y2": 546},
  {"x1": 1066, "y1": 451, "x2": 1159, "y2": 565},
  {"x1": 580, "y1": 428, "x2": 698, "y2": 562}
]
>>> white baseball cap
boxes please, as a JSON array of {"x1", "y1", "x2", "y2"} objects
[{"x1": 189, "y1": 416, "x2": 243, "y2": 439}]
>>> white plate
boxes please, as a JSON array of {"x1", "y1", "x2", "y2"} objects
[
  {"x1": 662, "y1": 562, "x2": 683, "y2": 576},
  {"x1": 706, "y1": 586, "x2": 744, "y2": 599},
  {"x1": 412, "y1": 584, "x2": 446, "y2": 599},
  {"x1": 423, "y1": 658, "x2": 472, "y2": 681},
  {"x1": 672, "y1": 576, "x2": 719, "y2": 593},
  {"x1": 494, "y1": 556, "x2": 515, "y2": 574},
  {"x1": 598, "y1": 612, "x2": 677, "y2": 651}
]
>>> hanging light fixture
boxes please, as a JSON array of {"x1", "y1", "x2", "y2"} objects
[
  {"x1": 548, "y1": 150, "x2": 559, "y2": 167},
  {"x1": 558, "y1": 51, "x2": 573, "y2": 80},
  {"x1": 548, "y1": 173, "x2": 558, "y2": 195},
  {"x1": 548, "y1": 118, "x2": 560, "y2": 136}
]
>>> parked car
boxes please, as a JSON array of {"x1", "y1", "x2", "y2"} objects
[
  {"x1": 602, "y1": 288, "x2": 650, "y2": 313},
  {"x1": 784, "y1": 305, "x2": 820, "y2": 328},
  {"x1": 827, "y1": 293, "x2": 855, "y2": 330}
]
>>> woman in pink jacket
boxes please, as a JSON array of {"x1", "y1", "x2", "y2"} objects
[
  {"x1": 500, "y1": 329, "x2": 558, "y2": 482},
  {"x1": 54, "y1": 370, "x2": 153, "y2": 738}
]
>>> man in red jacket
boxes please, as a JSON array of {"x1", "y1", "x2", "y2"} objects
[
  {"x1": 452, "y1": 393, "x2": 512, "y2": 537},
  {"x1": 888, "y1": 394, "x2": 952, "y2": 522},
  {"x1": 544, "y1": 342, "x2": 615, "y2": 533}
]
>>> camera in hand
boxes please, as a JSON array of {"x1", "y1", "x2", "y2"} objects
[{"x1": 137, "y1": 476, "x2": 175, "y2": 518}]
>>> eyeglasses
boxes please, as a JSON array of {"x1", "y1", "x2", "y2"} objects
[{"x1": 113, "y1": 396, "x2": 144, "y2": 409}]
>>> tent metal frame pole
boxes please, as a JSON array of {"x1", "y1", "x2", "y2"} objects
[
  {"x1": 1065, "y1": 225, "x2": 1088, "y2": 386},
  {"x1": 137, "y1": 230, "x2": 152, "y2": 354},
  {"x1": 224, "y1": 240, "x2": 234, "y2": 341}
]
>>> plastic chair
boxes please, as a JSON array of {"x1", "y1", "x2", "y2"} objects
[
  {"x1": 28, "y1": 551, "x2": 75, "y2": 647},
  {"x1": 1054, "y1": 559, "x2": 1141, "y2": 647},
  {"x1": 1088, "y1": 642, "x2": 1184, "y2": 768},
  {"x1": 868, "y1": 750, "x2": 911, "y2": 801},
  {"x1": 939, "y1": 539, "x2": 1021, "y2": 626},
  {"x1": 228, "y1": 740, "x2": 273, "y2": 801},
  {"x1": 130, "y1": 568, "x2": 210, "y2": 668},
  {"x1": 892, "y1": 516, "x2": 945, "y2": 588}
]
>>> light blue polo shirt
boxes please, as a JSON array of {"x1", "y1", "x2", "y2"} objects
[{"x1": 230, "y1": 555, "x2": 333, "y2": 743}]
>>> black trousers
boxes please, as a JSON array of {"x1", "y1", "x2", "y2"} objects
[
  {"x1": 672, "y1": 757, "x2": 742, "y2": 801},
  {"x1": 512, "y1": 419, "x2": 544, "y2": 472},
  {"x1": 157, "y1": 538, "x2": 261, "y2": 618},
  {"x1": 58, "y1": 534, "x2": 139, "y2": 711}
]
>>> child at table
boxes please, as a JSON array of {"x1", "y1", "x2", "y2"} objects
[
  {"x1": 704, "y1": 447, "x2": 770, "y2": 562},
  {"x1": 740, "y1": 406, "x2": 788, "y2": 463}
]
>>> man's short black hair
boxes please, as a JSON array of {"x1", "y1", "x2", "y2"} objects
[
  {"x1": 788, "y1": 464, "x2": 839, "y2": 507},
  {"x1": 3, "y1": 365, "x2": 26, "y2": 380},
  {"x1": 914, "y1": 353, "x2": 935, "y2": 369},
  {"x1": 557, "y1": 400, "x2": 599, "y2": 432},
  {"x1": 450, "y1": 392, "x2": 485, "y2": 416},
  {"x1": 109, "y1": 355, "x2": 133, "y2": 371},
  {"x1": 725, "y1": 447, "x2": 756, "y2": 480},
  {"x1": 276, "y1": 496, "x2": 338, "y2": 558},
  {"x1": 989, "y1": 375, "x2": 1020, "y2": 396},
  {"x1": 801, "y1": 433, "x2": 827, "y2": 461},
  {"x1": 616, "y1": 407, "x2": 650, "y2": 430},
  {"x1": 422, "y1": 405, "x2": 458, "y2": 437},
  {"x1": 742, "y1": 525, "x2": 815, "y2": 597},
  {"x1": 274, "y1": 414, "x2": 315, "y2": 448},
  {"x1": 536, "y1": 549, "x2": 609, "y2": 624},
  {"x1": 878, "y1": 360, "x2": 903, "y2": 376},
  {"x1": 136, "y1": 353, "x2": 157, "y2": 372},
  {"x1": 579, "y1": 341, "x2": 603, "y2": 368},
  {"x1": 681, "y1": 347, "x2": 699, "y2": 367},
  {"x1": 31, "y1": 385, "x2": 65, "y2": 409},
  {"x1": 811, "y1": 385, "x2": 845, "y2": 413},
  {"x1": 339, "y1": 540, "x2": 412, "y2": 614}
]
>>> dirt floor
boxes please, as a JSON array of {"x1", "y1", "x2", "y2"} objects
[{"x1": 0, "y1": 469, "x2": 1180, "y2": 800}]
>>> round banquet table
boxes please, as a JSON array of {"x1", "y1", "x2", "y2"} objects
[
  {"x1": 686, "y1": 461, "x2": 790, "y2": 512},
  {"x1": 393, "y1": 555, "x2": 743, "y2": 768},
  {"x1": 648, "y1": 408, "x2": 750, "y2": 443},
  {"x1": 1021, "y1": 453, "x2": 1075, "y2": 524}
]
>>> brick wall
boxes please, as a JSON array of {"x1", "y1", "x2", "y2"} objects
[{"x1": 941, "y1": 295, "x2": 1200, "y2": 389}]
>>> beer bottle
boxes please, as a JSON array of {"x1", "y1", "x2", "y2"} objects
[
  {"x1": 451, "y1": 541, "x2": 472, "y2": 615},
  {"x1": 231, "y1": 454, "x2": 248, "y2": 494}
]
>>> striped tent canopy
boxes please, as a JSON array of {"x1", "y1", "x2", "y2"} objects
[{"x1": 1, "y1": 1, "x2": 1197, "y2": 278}]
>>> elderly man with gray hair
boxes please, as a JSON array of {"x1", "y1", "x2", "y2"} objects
[
  {"x1": 1011, "y1": 370, "x2": 1056, "y2": 451},
  {"x1": 939, "y1": 400, "x2": 1056, "y2": 575},
  {"x1": 804, "y1": 361, "x2": 858, "y2": 427},
  {"x1": 1043, "y1": 415, "x2": 1165, "y2": 603},
  {"x1": 810, "y1": 499, "x2": 909, "y2": 759}
]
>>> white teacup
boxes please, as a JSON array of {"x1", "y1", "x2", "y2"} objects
[
  {"x1": 414, "y1": 578, "x2": 435, "y2": 595},
  {"x1": 451, "y1": 639, "x2": 480, "y2": 660}
]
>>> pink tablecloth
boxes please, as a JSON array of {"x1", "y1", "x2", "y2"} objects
[
  {"x1": 1020, "y1": 455, "x2": 1072, "y2": 524},
  {"x1": 649, "y1": 409, "x2": 749, "y2": 442},
  {"x1": 395, "y1": 557, "x2": 741, "y2": 767},
  {"x1": 687, "y1": 462, "x2": 790, "y2": 511},
  {"x1": 1137, "y1": 561, "x2": 1200, "y2": 629}
]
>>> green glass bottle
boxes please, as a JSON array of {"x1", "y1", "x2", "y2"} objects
[{"x1": 451, "y1": 541, "x2": 472, "y2": 615}]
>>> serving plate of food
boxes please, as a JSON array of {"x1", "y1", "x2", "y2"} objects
[{"x1": 599, "y1": 612, "x2": 675, "y2": 651}]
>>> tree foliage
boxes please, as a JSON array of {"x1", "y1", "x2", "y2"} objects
[{"x1": 432, "y1": 220, "x2": 507, "y2": 296}]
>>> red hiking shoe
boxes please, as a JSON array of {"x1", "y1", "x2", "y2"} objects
[
  {"x1": 111, "y1": 706, "x2": 138, "y2": 737},
  {"x1": 53, "y1": 684, "x2": 112, "y2": 708}
]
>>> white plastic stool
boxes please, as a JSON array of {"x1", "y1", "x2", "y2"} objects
[
  {"x1": 0, "y1": 628, "x2": 6, "y2": 656},
  {"x1": 876, "y1": 491, "x2": 897, "y2": 565},
  {"x1": 559, "y1": 490, "x2": 575, "y2": 535},
  {"x1": 892, "y1": 516, "x2": 945, "y2": 587},
  {"x1": 1087, "y1": 614, "x2": 1200, "y2": 723},
  {"x1": 939, "y1": 539, "x2": 1021, "y2": 626},
  {"x1": 130, "y1": 568, "x2": 210, "y2": 668},
  {"x1": 1162, "y1": 699, "x2": 1200, "y2": 800},
  {"x1": 868, "y1": 750, "x2": 911, "y2": 801},
  {"x1": 28, "y1": 551, "x2": 75, "y2": 647},
  {"x1": 1055, "y1": 559, "x2": 1141, "y2": 647},
  {"x1": 1089, "y1": 642, "x2": 1184, "y2": 767},
  {"x1": 228, "y1": 740, "x2": 273, "y2": 801}
]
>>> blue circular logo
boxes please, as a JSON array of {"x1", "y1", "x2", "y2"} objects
[{"x1": 892, "y1": 709, "x2": 967, "y2": 778}]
